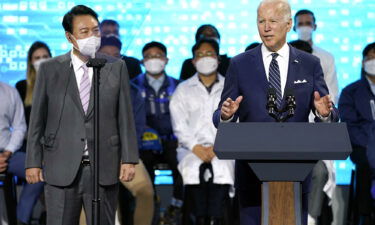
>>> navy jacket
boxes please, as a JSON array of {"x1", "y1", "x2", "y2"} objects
[
  {"x1": 212, "y1": 44, "x2": 338, "y2": 204},
  {"x1": 132, "y1": 73, "x2": 179, "y2": 138},
  {"x1": 339, "y1": 77, "x2": 375, "y2": 167}
]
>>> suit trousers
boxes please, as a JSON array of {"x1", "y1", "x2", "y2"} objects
[{"x1": 44, "y1": 164, "x2": 118, "y2": 225}]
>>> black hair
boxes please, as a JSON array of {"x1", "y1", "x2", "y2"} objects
[
  {"x1": 28, "y1": 41, "x2": 52, "y2": 62},
  {"x1": 245, "y1": 42, "x2": 260, "y2": 52},
  {"x1": 142, "y1": 41, "x2": 167, "y2": 56},
  {"x1": 100, "y1": 36, "x2": 122, "y2": 50},
  {"x1": 363, "y1": 42, "x2": 375, "y2": 58},
  {"x1": 62, "y1": 5, "x2": 99, "y2": 33},
  {"x1": 192, "y1": 38, "x2": 220, "y2": 58},
  {"x1": 195, "y1": 24, "x2": 220, "y2": 42},
  {"x1": 289, "y1": 40, "x2": 313, "y2": 54},
  {"x1": 294, "y1": 9, "x2": 316, "y2": 23},
  {"x1": 100, "y1": 19, "x2": 119, "y2": 28}
]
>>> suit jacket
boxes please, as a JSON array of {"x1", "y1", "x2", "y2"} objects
[
  {"x1": 26, "y1": 52, "x2": 139, "y2": 186},
  {"x1": 212, "y1": 44, "x2": 338, "y2": 203},
  {"x1": 339, "y1": 77, "x2": 374, "y2": 166}
]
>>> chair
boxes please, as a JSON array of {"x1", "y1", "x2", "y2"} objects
[{"x1": 0, "y1": 171, "x2": 17, "y2": 225}]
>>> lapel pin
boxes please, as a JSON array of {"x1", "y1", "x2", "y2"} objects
[{"x1": 294, "y1": 59, "x2": 299, "y2": 63}]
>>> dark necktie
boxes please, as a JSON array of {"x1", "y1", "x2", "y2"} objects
[{"x1": 269, "y1": 53, "x2": 282, "y2": 108}]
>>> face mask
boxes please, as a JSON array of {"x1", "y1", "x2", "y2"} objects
[
  {"x1": 297, "y1": 26, "x2": 313, "y2": 41},
  {"x1": 71, "y1": 34, "x2": 101, "y2": 58},
  {"x1": 195, "y1": 57, "x2": 219, "y2": 76},
  {"x1": 144, "y1": 59, "x2": 166, "y2": 75},
  {"x1": 364, "y1": 59, "x2": 375, "y2": 76},
  {"x1": 33, "y1": 58, "x2": 48, "y2": 73}
]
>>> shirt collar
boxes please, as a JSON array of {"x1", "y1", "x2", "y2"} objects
[
  {"x1": 70, "y1": 50, "x2": 86, "y2": 72},
  {"x1": 261, "y1": 42, "x2": 289, "y2": 59},
  {"x1": 146, "y1": 73, "x2": 165, "y2": 84}
]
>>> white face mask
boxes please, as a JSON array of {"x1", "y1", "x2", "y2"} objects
[
  {"x1": 297, "y1": 26, "x2": 313, "y2": 41},
  {"x1": 33, "y1": 58, "x2": 48, "y2": 73},
  {"x1": 144, "y1": 58, "x2": 166, "y2": 75},
  {"x1": 72, "y1": 35, "x2": 101, "y2": 58},
  {"x1": 364, "y1": 59, "x2": 375, "y2": 76},
  {"x1": 195, "y1": 57, "x2": 218, "y2": 76}
]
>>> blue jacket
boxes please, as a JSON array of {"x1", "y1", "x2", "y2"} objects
[
  {"x1": 132, "y1": 73, "x2": 179, "y2": 138},
  {"x1": 212, "y1": 44, "x2": 338, "y2": 204},
  {"x1": 130, "y1": 82, "x2": 146, "y2": 145},
  {"x1": 339, "y1": 77, "x2": 375, "y2": 168}
]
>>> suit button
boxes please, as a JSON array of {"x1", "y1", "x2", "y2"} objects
[{"x1": 81, "y1": 138, "x2": 85, "y2": 141}]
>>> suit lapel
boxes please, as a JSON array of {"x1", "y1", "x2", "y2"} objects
[
  {"x1": 252, "y1": 46, "x2": 269, "y2": 94},
  {"x1": 284, "y1": 45, "x2": 300, "y2": 94},
  {"x1": 85, "y1": 63, "x2": 111, "y2": 119},
  {"x1": 59, "y1": 52, "x2": 86, "y2": 116}
]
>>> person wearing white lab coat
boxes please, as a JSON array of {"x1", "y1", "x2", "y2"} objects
[{"x1": 170, "y1": 38, "x2": 234, "y2": 225}]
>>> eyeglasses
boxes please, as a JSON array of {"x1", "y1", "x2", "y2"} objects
[
  {"x1": 195, "y1": 51, "x2": 217, "y2": 58},
  {"x1": 144, "y1": 54, "x2": 166, "y2": 60}
]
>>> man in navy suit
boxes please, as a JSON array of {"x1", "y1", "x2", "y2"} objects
[{"x1": 213, "y1": 0, "x2": 338, "y2": 224}]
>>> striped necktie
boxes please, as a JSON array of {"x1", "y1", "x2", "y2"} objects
[
  {"x1": 79, "y1": 64, "x2": 91, "y2": 114},
  {"x1": 269, "y1": 53, "x2": 282, "y2": 108}
]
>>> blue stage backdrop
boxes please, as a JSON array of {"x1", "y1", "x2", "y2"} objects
[
  {"x1": 0, "y1": 0, "x2": 374, "y2": 87},
  {"x1": 0, "y1": 0, "x2": 373, "y2": 185}
]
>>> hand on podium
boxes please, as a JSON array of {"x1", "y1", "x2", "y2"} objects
[{"x1": 220, "y1": 96, "x2": 243, "y2": 120}]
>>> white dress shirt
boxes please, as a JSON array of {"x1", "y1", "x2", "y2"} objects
[
  {"x1": 70, "y1": 50, "x2": 92, "y2": 155},
  {"x1": 0, "y1": 82, "x2": 26, "y2": 153},
  {"x1": 170, "y1": 74, "x2": 234, "y2": 185},
  {"x1": 261, "y1": 42, "x2": 290, "y2": 97},
  {"x1": 71, "y1": 50, "x2": 93, "y2": 88},
  {"x1": 312, "y1": 45, "x2": 339, "y2": 104}
]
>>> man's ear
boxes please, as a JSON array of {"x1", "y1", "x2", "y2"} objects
[
  {"x1": 165, "y1": 57, "x2": 169, "y2": 65},
  {"x1": 65, "y1": 32, "x2": 72, "y2": 43},
  {"x1": 313, "y1": 23, "x2": 317, "y2": 31}
]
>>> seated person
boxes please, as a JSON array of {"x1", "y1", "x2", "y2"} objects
[
  {"x1": 180, "y1": 24, "x2": 230, "y2": 80},
  {"x1": 170, "y1": 38, "x2": 235, "y2": 225}
]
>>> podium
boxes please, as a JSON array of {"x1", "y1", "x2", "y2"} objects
[{"x1": 214, "y1": 122, "x2": 352, "y2": 225}]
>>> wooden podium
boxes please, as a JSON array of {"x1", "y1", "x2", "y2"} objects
[{"x1": 214, "y1": 122, "x2": 352, "y2": 225}]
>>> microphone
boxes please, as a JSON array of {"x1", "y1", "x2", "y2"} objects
[
  {"x1": 285, "y1": 88, "x2": 296, "y2": 117},
  {"x1": 86, "y1": 58, "x2": 107, "y2": 68},
  {"x1": 278, "y1": 88, "x2": 296, "y2": 122},
  {"x1": 266, "y1": 88, "x2": 278, "y2": 121}
]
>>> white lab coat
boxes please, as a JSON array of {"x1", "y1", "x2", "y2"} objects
[
  {"x1": 169, "y1": 73, "x2": 234, "y2": 185},
  {"x1": 308, "y1": 45, "x2": 339, "y2": 200}
]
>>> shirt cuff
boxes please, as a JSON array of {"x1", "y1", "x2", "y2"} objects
[
  {"x1": 220, "y1": 115, "x2": 234, "y2": 123},
  {"x1": 315, "y1": 110, "x2": 332, "y2": 123}
]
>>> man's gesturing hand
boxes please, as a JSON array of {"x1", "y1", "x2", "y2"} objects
[
  {"x1": 220, "y1": 96, "x2": 243, "y2": 120},
  {"x1": 314, "y1": 91, "x2": 333, "y2": 117}
]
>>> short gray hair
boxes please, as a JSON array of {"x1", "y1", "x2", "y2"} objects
[{"x1": 257, "y1": 0, "x2": 292, "y2": 22}]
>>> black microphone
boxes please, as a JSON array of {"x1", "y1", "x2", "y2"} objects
[
  {"x1": 86, "y1": 58, "x2": 107, "y2": 68},
  {"x1": 285, "y1": 89, "x2": 296, "y2": 116},
  {"x1": 266, "y1": 88, "x2": 278, "y2": 121}
]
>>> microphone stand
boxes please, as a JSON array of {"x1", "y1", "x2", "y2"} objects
[{"x1": 86, "y1": 58, "x2": 107, "y2": 225}]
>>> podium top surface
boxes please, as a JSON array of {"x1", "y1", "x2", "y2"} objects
[{"x1": 214, "y1": 122, "x2": 352, "y2": 161}]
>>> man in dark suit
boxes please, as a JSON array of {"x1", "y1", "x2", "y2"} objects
[
  {"x1": 25, "y1": 5, "x2": 138, "y2": 225},
  {"x1": 213, "y1": 0, "x2": 338, "y2": 224}
]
